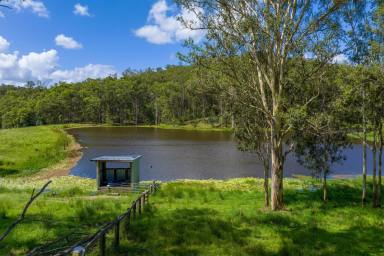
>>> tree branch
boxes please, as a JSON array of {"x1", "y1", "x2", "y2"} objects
[{"x1": 0, "y1": 180, "x2": 52, "y2": 242}]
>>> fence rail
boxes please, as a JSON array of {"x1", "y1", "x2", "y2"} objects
[{"x1": 48, "y1": 181, "x2": 160, "y2": 256}]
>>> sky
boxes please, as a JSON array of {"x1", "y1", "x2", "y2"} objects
[{"x1": 0, "y1": 0, "x2": 204, "y2": 86}]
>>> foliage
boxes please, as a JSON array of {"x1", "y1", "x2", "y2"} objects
[{"x1": 0, "y1": 66, "x2": 230, "y2": 129}]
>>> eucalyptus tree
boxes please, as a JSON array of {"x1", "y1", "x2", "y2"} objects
[
  {"x1": 364, "y1": 65, "x2": 384, "y2": 208},
  {"x1": 294, "y1": 114, "x2": 347, "y2": 202},
  {"x1": 342, "y1": 0, "x2": 372, "y2": 204},
  {"x1": 176, "y1": 0, "x2": 346, "y2": 210},
  {"x1": 366, "y1": 0, "x2": 383, "y2": 208},
  {"x1": 234, "y1": 81, "x2": 271, "y2": 207}
]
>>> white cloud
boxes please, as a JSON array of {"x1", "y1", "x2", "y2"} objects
[
  {"x1": 0, "y1": 48, "x2": 115, "y2": 86},
  {"x1": 135, "y1": 0, "x2": 204, "y2": 44},
  {"x1": 136, "y1": 25, "x2": 172, "y2": 44},
  {"x1": 50, "y1": 64, "x2": 115, "y2": 83},
  {"x1": 0, "y1": 52, "x2": 18, "y2": 69},
  {"x1": 55, "y1": 34, "x2": 83, "y2": 49},
  {"x1": 332, "y1": 54, "x2": 349, "y2": 64},
  {"x1": 7, "y1": 0, "x2": 49, "y2": 18},
  {"x1": 0, "y1": 36, "x2": 10, "y2": 52},
  {"x1": 18, "y1": 49, "x2": 58, "y2": 80},
  {"x1": 74, "y1": 3, "x2": 91, "y2": 16}
]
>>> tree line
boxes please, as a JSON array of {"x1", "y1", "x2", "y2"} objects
[{"x1": 0, "y1": 66, "x2": 232, "y2": 129}]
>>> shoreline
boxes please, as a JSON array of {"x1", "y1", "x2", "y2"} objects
[
  {"x1": 57, "y1": 123, "x2": 233, "y2": 132},
  {"x1": 31, "y1": 128, "x2": 83, "y2": 180},
  {"x1": 2, "y1": 124, "x2": 365, "y2": 181}
]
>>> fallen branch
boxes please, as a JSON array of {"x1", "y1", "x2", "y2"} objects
[{"x1": 0, "y1": 180, "x2": 52, "y2": 242}]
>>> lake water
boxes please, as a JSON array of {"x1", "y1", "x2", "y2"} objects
[{"x1": 68, "y1": 127, "x2": 374, "y2": 181}]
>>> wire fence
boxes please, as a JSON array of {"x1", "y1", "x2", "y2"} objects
[{"x1": 27, "y1": 181, "x2": 160, "y2": 256}]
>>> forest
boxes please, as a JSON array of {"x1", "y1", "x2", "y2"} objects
[
  {"x1": 0, "y1": 62, "x2": 381, "y2": 130},
  {"x1": 0, "y1": 65, "x2": 231, "y2": 129}
]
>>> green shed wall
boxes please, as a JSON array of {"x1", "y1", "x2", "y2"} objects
[{"x1": 131, "y1": 159, "x2": 140, "y2": 184}]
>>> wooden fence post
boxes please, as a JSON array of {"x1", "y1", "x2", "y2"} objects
[
  {"x1": 143, "y1": 191, "x2": 147, "y2": 206},
  {"x1": 114, "y1": 220, "x2": 120, "y2": 251},
  {"x1": 133, "y1": 203, "x2": 136, "y2": 219},
  {"x1": 99, "y1": 233, "x2": 106, "y2": 256},
  {"x1": 125, "y1": 210, "x2": 131, "y2": 234},
  {"x1": 138, "y1": 197, "x2": 142, "y2": 215}
]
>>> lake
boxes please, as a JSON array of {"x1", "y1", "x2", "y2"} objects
[{"x1": 68, "y1": 127, "x2": 374, "y2": 181}]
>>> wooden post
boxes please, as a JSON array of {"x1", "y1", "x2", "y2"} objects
[
  {"x1": 133, "y1": 203, "x2": 136, "y2": 219},
  {"x1": 114, "y1": 220, "x2": 120, "y2": 251},
  {"x1": 142, "y1": 193, "x2": 146, "y2": 207},
  {"x1": 138, "y1": 198, "x2": 142, "y2": 215},
  {"x1": 125, "y1": 210, "x2": 131, "y2": 235},
  {"x1": 99, "y1": 233, "x2": 106, "y2": 256}
]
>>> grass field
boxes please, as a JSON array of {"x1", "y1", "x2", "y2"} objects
[
  {"x1": 117, "y1": 178, "x2": 384, "y2": 256},
  {"x1": 0, "y1": 176, "x2": 139, "y2": 255},
  {"x1": 0, "y1": 126, "x2": 72, "y2": 177}
]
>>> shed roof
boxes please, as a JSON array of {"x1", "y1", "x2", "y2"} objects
[{"x1": 91, "y1": 155, "x2": 142, "y2": 162}]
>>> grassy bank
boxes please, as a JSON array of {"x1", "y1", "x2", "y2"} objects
[
  {"x1": 118, "y1": 178, "x2": 384, "y2": 256},
  {"x1": 0, "y1": 126, "x2": 75, "y2": 177},
  {"x1": 60, "y1": 122, "x2": 232, "y2": 132}
]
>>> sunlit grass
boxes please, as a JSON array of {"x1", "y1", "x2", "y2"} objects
[{"x1": 0, "y1": 126, "x2": 72, "y2": 177}]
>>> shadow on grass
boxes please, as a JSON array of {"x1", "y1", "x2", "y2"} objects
[
  {"x1": 284, "y1": 181, "x2": 381, "y2": 208},
  {"x1": 117, "y1": 193, "x2": 384, "y2": 256},
  {"x1": 0, "y1": 168, "x2": 20, "y2": 177},
  {"x1": 120, "y1": 206, "x2": 265, "y2": 256},
  {"x1": 275, "y1": 224, "x2": 384, "y2": 256}
]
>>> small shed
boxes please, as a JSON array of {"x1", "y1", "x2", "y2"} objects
[{"x1": 91, "y1": 155, "x2": 142, "y2": 189}]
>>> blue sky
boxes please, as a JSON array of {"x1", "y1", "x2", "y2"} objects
[{"x1": 0, "y1": 0, "x2": 203, "y2": 85}]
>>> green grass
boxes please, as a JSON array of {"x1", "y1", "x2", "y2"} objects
[
  {"x1": 0, "y1": 176, "x2": 139, "y2": 255},
  {"x1": 138, "y1": 123, "x2": 232, "y2": 132},
  {"x1": 0, "y1": 126, "x2": 72, "y2": 177},
  {"x1": 1, "y1": 126, "x2": 383, "y2": 255},
  {"x1": 114, "y1": 178, "x2": 384, "y2": 256}
]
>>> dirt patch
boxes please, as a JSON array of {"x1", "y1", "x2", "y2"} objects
[{"x1": 32, "y1": 141, "x2": 83, "y2": 180}]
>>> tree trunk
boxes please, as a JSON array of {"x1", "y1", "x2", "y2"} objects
[
  {"x1": 219, "y1": 97, "x2": 223, "y2": 127},
  {"x1": 270, "y1": 116, "x2": 284, "y2": 211},
  {"x1": 323, "y1": 169, "x2": 328, "y2": 202},
  {"x1": 135, "y1": 99, "x2": 139, "y2": 125},
  {"x1": 362, "y1": 91, "x2": 367, "y2": 205},
  {"x1": 378, "y1": 123, "x2": 383, "y2": 207},
  {"x1": 373, "y1": 129, "x2": 378, "y2": 207},
  {"x1": 263, "y1": 153, "x2": 270, "y2": 208},
  {"x1": 155, "y1": 101, "x2": 158, "y2": 125}
]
